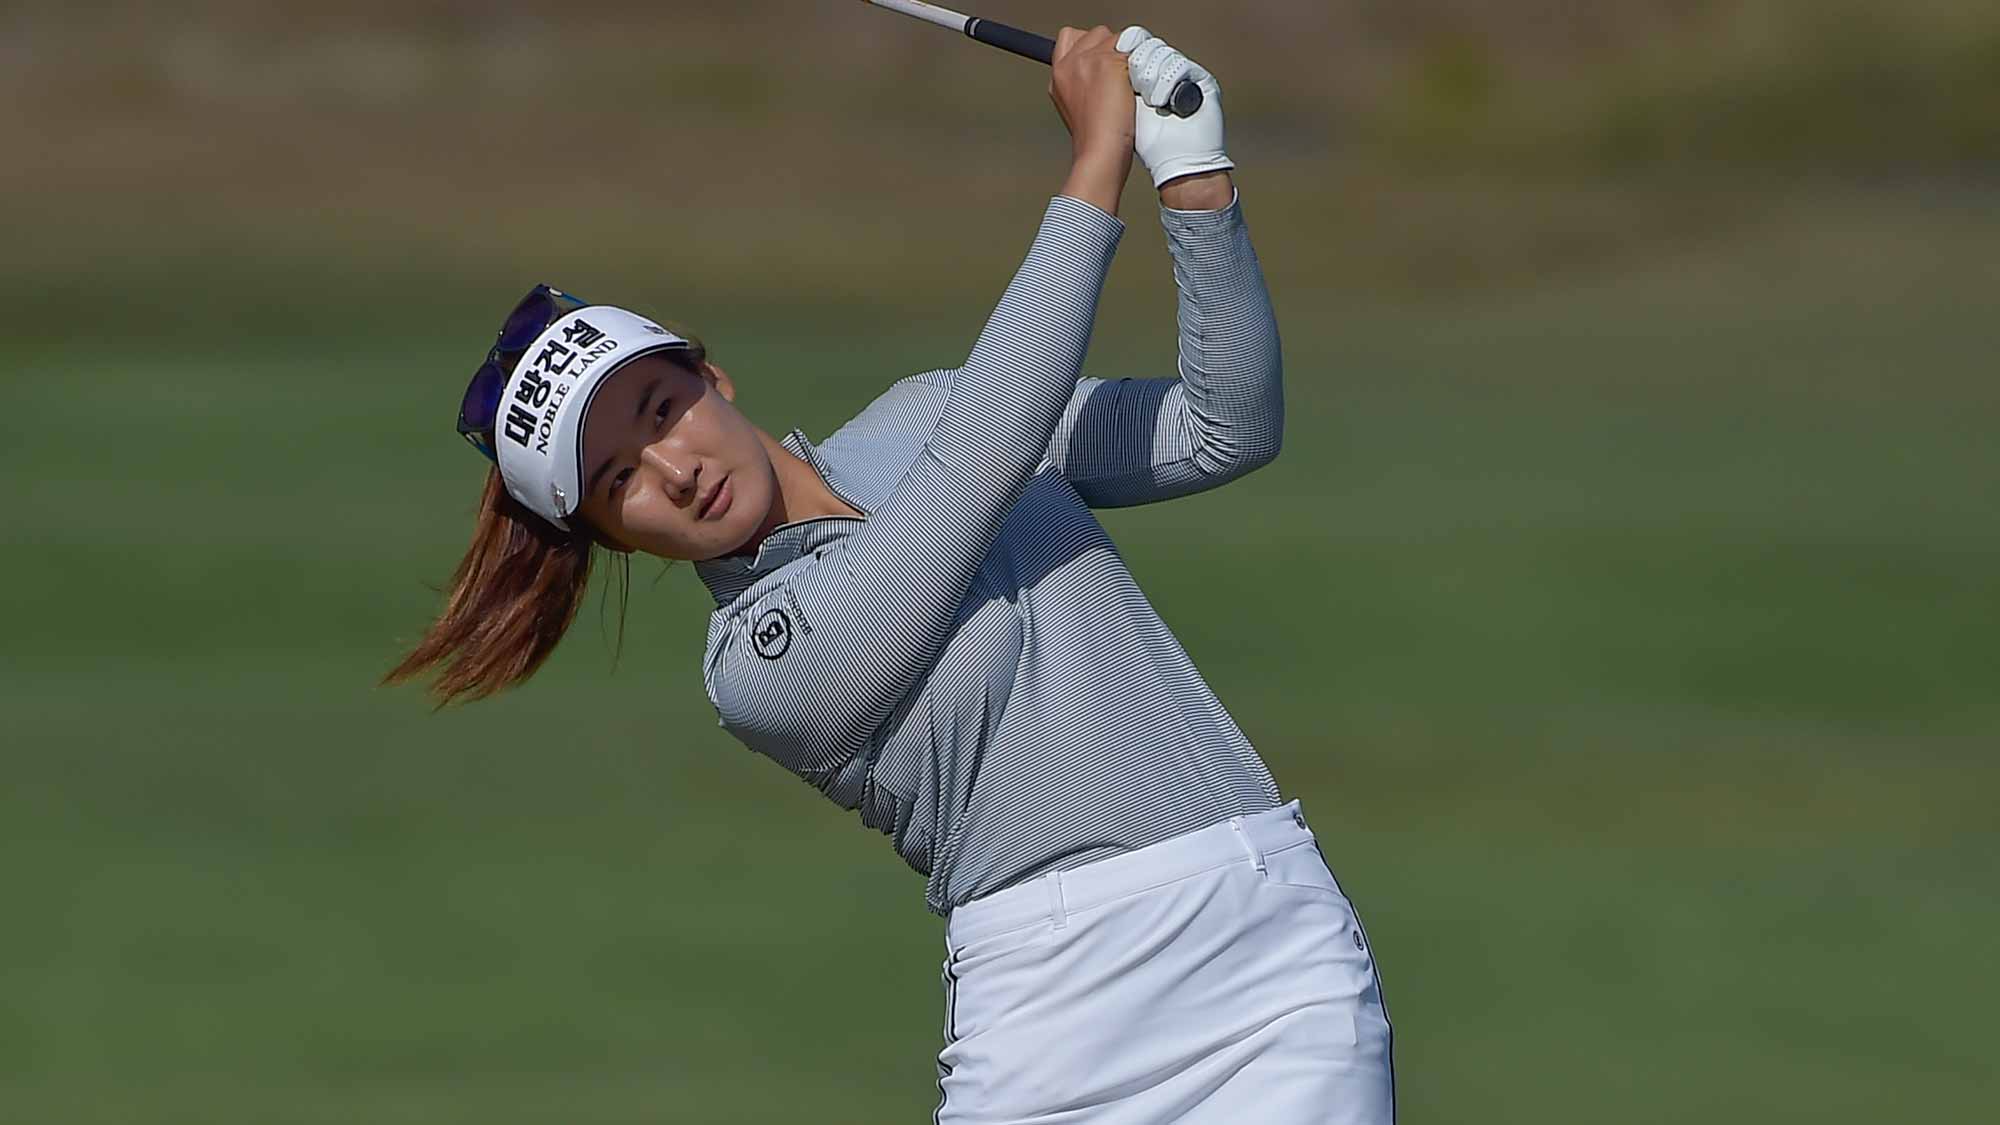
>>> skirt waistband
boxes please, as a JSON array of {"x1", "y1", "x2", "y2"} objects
[{"x1": 945, "y1": 798, "x2": 1314, "y2": 949}]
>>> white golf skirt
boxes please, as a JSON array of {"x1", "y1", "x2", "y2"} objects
[{"x1": 935, "y1": 799, "x2": 1394, "y2": 1124}]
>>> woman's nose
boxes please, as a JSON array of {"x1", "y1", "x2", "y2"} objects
[{"x1": 641, "y1": 445, "x2": 694, "y2": 498}]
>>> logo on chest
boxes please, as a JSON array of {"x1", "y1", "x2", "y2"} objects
[{"x1": 752, "y1": 608, "x2": 793, "y2": 660}]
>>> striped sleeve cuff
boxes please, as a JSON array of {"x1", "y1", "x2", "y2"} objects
[{"x1": 1047, "y1": 194, "x2": 1128, "y2": 241}]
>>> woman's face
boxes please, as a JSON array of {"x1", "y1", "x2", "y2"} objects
[{"x1": 574, "y1": 353, "x2": 776, "y2": 561}]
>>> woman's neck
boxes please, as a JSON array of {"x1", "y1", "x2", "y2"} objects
[{"x1": 741, "y1": 428, "x2": 863, "y2": 555}]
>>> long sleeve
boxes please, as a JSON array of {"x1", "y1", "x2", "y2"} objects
[
  {"x1": 1043, "y1": 190, "x2": 1283, "y2": 507},
  {"x1": 704, "y1": 197, "x2": 1125, "y2": 780}
]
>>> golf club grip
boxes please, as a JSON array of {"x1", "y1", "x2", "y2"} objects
[{"x1": 964, "y1": 18, "x2": 1205, "y2": 118}]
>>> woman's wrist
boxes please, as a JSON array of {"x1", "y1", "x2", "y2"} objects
[
  {"x1": 1158, "y1": 170, "x2": 1234, "y2": 212},
  {"x1": 1060, "y1": 146, "x2": 1134, "y2": 217}
]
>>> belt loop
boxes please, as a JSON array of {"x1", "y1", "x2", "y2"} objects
[
  {"x1": 1229, "y1": 816, "x2": 1267, "y2": 874},
  {"x1": 1044, "y1": 871, "x2": 1069, "y2": 930}
]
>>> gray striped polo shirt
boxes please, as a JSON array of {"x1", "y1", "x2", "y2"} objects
[{"x1": 694, "y1": 193, "x2": 1284, "y2": 915}]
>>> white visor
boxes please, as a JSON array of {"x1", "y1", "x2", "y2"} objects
[{"x1": 493, "y1": 306, "x2": 690, "y2": 531}]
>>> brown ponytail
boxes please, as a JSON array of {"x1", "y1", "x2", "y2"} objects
[{"x1": 384, "y1": 469, "x2": 606, "y2": 706}]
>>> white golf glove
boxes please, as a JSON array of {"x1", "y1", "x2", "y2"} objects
[{"x1": 1119, "y1": 25, "x2": 1233, "y2": 189}]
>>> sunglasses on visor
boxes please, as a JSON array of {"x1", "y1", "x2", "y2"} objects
[{"x1": 456, "y1": 284, "x2": 592, "y2": 463}]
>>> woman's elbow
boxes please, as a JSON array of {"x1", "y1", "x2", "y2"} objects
[
  {"x1": 1238, "y1": 427, "x2": 1283, "y2": 475},
  {"x1": 1202, "y1": 421, "x2": 1282, "y2": 481},
  {"x1": 1237, "y1": 391, "x2": 1285, "y2": 475}
]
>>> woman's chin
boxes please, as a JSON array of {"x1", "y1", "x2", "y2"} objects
[{"x1": 705, "y1": 481, "x2": 773, "y2": 560}]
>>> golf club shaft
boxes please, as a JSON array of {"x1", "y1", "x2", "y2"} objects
[{"x1": 859, "y1": 1, "x2": 1204, "y2": 118}]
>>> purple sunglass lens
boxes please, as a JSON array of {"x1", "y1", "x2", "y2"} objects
[
  {"x1": 454, "y1": 287, "x2": 589, "y2": 463},
  {"x1": 496, "y1": 291, "x2": 559, "y2": 352},
  {"x1": 458, "y1": 361, "x2": 506, "y2": 432}
]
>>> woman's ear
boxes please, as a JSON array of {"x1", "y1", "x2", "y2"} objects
[{"x1": 704, "y1": 361, "x2": 737, "y2": 403}]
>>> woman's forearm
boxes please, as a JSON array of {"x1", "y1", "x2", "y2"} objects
[
  {"x1": 1158, "y1": 169, "x2": 1234, "y2": 212},
  {"x1": 1060, "y1": 148, "x2": 1135, "y2": 218},
  {"x1": 1158, "y1": 186, "x2": 1283, "y2": 475},
  {"x1": 1065, "y1": 160, "x2": 1233, "y2": 217}
]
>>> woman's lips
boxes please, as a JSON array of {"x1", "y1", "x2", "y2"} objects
[{"x1": 701, "y1": 475, "x2": 731, "y2": 521}]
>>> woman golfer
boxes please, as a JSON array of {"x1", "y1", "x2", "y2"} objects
[{"x1": 391, "y1": 25, "x2": 1392, "y2": 1124}]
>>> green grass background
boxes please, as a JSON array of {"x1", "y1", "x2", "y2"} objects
[{"x1": 4, "y1": 2, "x2": 1997, "y2": 1121}]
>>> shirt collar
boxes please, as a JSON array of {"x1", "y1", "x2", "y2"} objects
[{"x1": 693, "y1": 429, "x2": 867, "y2": 607}]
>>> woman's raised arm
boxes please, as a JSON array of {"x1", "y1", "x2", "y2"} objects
[{"x1": 704, "y1": 27, "x2": 1137, "y2": 780}]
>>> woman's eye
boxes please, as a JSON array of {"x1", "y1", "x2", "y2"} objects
[
  {"x1": 611, "y1": 467, "x2": 634, "y2": 494},
  {"x1": 654, "y1": 396, "x2": 672, "y2": 425}
]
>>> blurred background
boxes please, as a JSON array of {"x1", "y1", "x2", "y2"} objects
[{"x1": 3, "y1": 1, "x2": 1995, "y2": 1121}]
